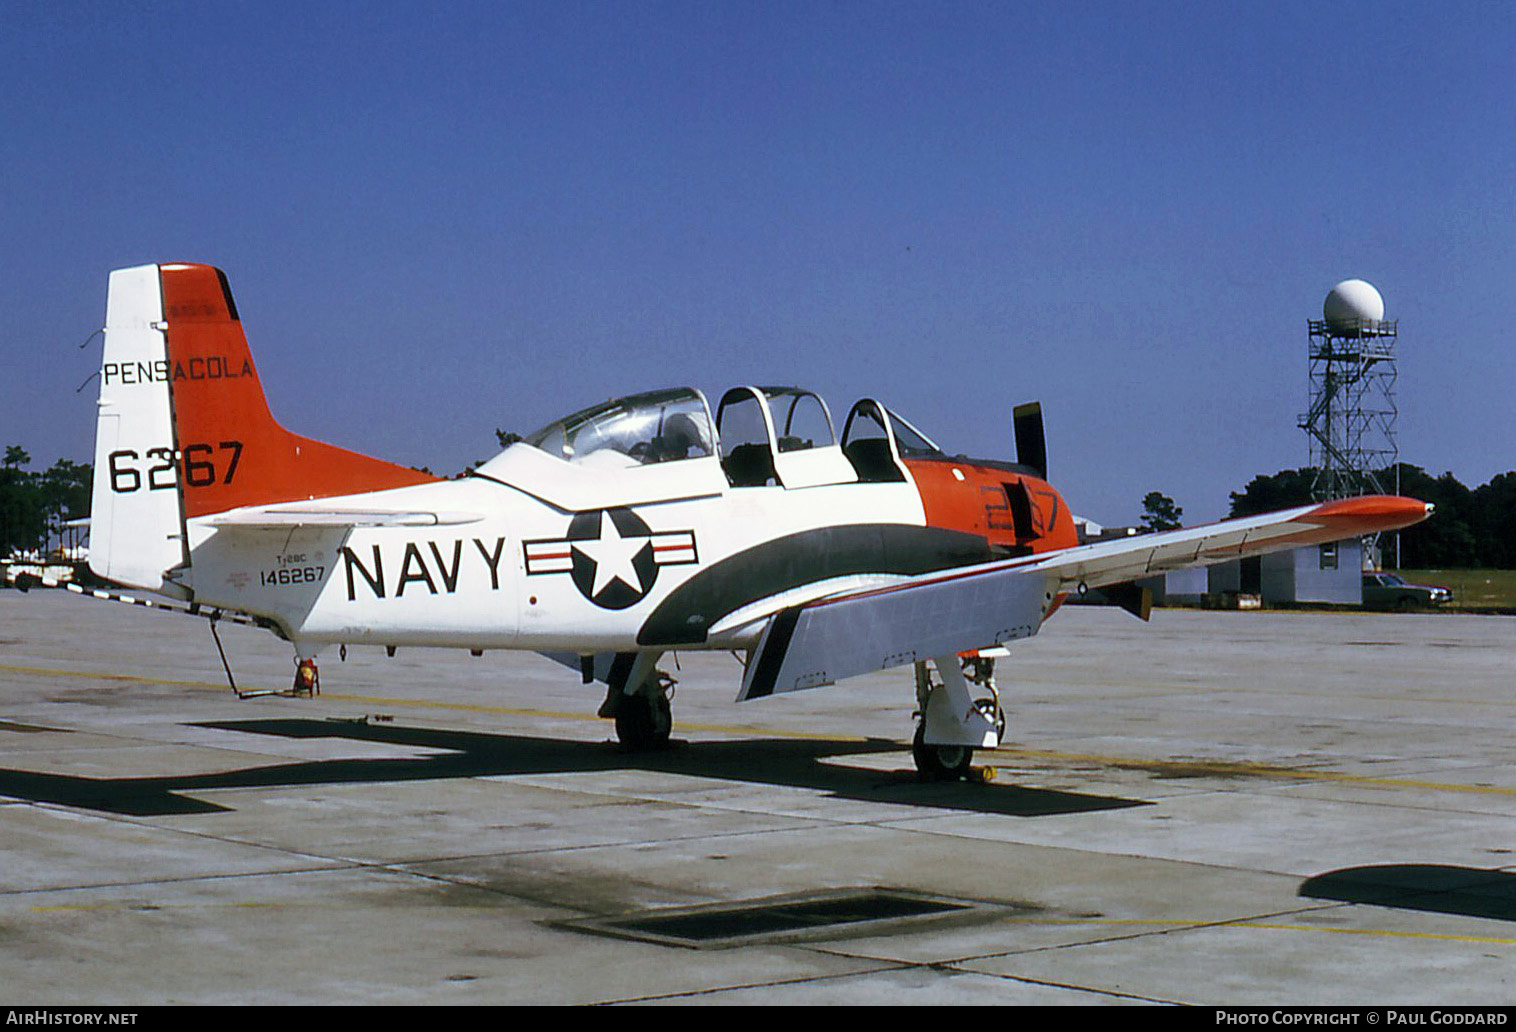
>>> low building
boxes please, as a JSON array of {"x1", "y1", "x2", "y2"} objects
[{"x1": 1159, "y1": 540, "x2": 1363, "y2": 607}]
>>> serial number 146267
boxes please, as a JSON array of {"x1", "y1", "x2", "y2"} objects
[{"x1": 260, "y1": 566, "x2": 325, "y2": 587}]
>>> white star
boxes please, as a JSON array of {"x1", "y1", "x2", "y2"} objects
[{"x1": 572, "y1": 512, "x2": 648, "y2": 598}]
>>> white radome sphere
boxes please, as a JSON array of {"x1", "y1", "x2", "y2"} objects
[{"x1": 1323, "y1": 279, "x2": 1385, "y2": 332}]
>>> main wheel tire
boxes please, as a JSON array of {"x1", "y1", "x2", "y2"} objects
[
  {"x1": 912, "y1": 723, "x2": 973, "y2": 781},
  {"x1": 614, "y1": 692, "x2": 672, "y2": 751}
]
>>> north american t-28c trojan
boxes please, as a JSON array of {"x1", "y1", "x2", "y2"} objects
[{"x1": 84, "y1": 263, "x2": 1431, "y2": 778}]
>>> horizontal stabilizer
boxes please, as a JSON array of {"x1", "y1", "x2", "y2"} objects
[
  {"x1": 208, "y1": 507, "x2": 483, "y2": 529},
  {"x1": 44, "y1": 577, "x2": 259, "y2": 627}
]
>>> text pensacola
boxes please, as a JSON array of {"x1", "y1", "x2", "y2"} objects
[{"x1": 1216, "y1": 1014, "x2": 1508, "y2": 1026}]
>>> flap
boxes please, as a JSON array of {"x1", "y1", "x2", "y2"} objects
[{"x1": 740, "y1": 569, "x2": 1049, "y2": 699}]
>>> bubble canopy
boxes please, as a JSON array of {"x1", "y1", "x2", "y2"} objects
[
  {"x1": 522, "y1": 387, "x2": 716, "y2": 466},
  {"x1": 511, "y1": 385, "x2": 946, "y2": 488}
]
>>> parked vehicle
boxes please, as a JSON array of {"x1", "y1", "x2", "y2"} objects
[{"x1": 1361, "y1": 572, "x2": 1452, "y2": 609}]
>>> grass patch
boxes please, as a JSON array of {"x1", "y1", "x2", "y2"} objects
[{"x1": 1391, "y1": 569, "x2": 1516, "y2": 610}]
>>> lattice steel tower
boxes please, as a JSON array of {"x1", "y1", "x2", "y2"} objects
[{"x1": 1298, "y1": 279, "x2": 1398, "y2": 501}]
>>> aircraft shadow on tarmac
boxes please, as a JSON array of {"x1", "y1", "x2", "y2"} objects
[
  {"x1": 0, "y1": 718, "x2": 1147, "y2": 819},
  {"x1": 1301, "y1": 865, "x2": 1516, "y2": 923}
]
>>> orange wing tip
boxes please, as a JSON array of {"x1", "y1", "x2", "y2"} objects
[{"x1": 1309, "y1": 495, "x2": 1433, "y2": 533}]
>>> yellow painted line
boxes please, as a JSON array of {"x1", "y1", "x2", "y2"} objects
[
  {"x1": 322, "y1": 691, "x2": 861, "y2": 742},
  {"x1": 28, "y1": 902, "x2": 303, "y2": 914},
  {"x1": 1012, "y1": 673, "x2": 1516, "y2": 708},
  {"x1": 988, "y1": 748, "x2": 1516, "y2": 798},
  {"x1": 0, "y1": 662, "x2": 849, "y2": 741},
  {"x1": 6, "y1": 664, "x2": 1516, "y2": 793},
  {"x1": 0, "y1": 663, "x2": 224, "y2": 691},
  {"x1": 1006, "y1": 915, "x2": 1516, "y2": 947},
  {"x1": 1245, "y1": 922, "x2": 1516, "y2": 946}
]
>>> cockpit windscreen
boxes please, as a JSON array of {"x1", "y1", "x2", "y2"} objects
[{"x1": 887, "y1": 409, "x2": 942, "y2": 457}]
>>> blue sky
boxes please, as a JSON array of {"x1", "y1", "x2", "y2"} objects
[{"x1": 3, "y1": 1, "x2": 1512, "y2": 524}]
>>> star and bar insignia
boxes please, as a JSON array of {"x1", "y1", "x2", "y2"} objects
[{"x1": 524, "y1": 506, "x2": 697, "y2": 609}]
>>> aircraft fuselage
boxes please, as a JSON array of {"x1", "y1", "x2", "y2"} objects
[{"x1": 183, "y1": 452, "x2": 1076, "y2": 656}]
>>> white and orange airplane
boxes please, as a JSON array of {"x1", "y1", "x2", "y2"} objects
[{"x1": 84, "y1": 262, "x2": 1431, "y2": 778}]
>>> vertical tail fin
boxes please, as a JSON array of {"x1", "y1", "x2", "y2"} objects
[
  {"x1": 89, "y1": 263, "x2": 437, "y2": 593},
  {"x1": 156, "y1": 263, "x2": 437, "y2": 519}
]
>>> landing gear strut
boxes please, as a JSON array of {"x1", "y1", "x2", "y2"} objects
[{"x1": 911, "y1": 653, "x2": 1005, "y2": 780}]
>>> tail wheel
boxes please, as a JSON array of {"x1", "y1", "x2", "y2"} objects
[{"x1": 912, "y1": 723, "x2": 973, "y2": 781}]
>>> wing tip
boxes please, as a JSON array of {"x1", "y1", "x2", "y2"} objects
[{"x1": 1309, "y1": 495, "x2": 1432, "y2": 532}]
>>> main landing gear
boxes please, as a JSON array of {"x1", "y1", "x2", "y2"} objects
[
  {"x1": 911, "y1": 652, "x2": 1006, "y2": 781},
  {"x1": 591, "y1": 648, "x2": 1009, "y2": 778},
  {"x1": 597, "y1": 652, "x2": 675, "y2": 751},
  {"x1": 612, "y1": 677, "x2": 673, "y2": 751}
]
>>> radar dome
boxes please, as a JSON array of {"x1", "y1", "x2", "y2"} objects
[{"x1": 1323, "y1": 279, "x2": 1385, "y2": 335}]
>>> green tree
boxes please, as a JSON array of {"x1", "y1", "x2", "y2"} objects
[
  {"x1": 1470, "y1": 472, "x2": 1516, "y2": 569},
  {"x1": 0, "y1": 450, "x2": 92, "y2": 556},
  {"x1": 38, "y1": 459, "x2": 92, "y2": 547},
  {"x1": 0, "y1": 447, "x2": 44, "y2": 555},
  {"x1": 1140, "y1": 491, "x2": 1183, "y2": 533},
  {"x1": 1226, "y1": 464, "x2": 1516, "y2": 569},
  {"x1": 1390, "y1": 464, "x2": 1479, "y2": 569},
  {"x1": 1228, "y1": 469, "x2": 1317, "y2": 518}
]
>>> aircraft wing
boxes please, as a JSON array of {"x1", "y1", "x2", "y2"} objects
[
  {"x1": 207, "y1": 507, "x2": 483, "y2": 529},
  {"x1": 739, "y1": 495, "x2": 1431, "y2": 700},
  {"x1": 1009, "y1": 495, "x2": 1429, "y2": 592}
]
